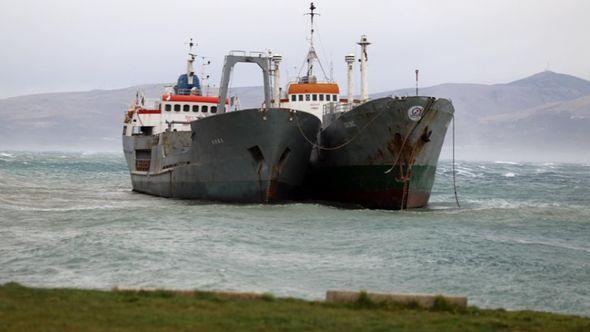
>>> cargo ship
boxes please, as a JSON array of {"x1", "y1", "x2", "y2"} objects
[
  {"x1": 122, "y1": 41, "x2": 320, "y2": 203},
  {"x1": 280, "y1": 3, "x2": 455, "y2": 209}
]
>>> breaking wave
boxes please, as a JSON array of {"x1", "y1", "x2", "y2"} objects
[
  {"x1": 494, "y1": 160, "x2": 521, "y2": 165},
  {"x1": 1, "y1": 153, "x2": 589, "y2": 316}
]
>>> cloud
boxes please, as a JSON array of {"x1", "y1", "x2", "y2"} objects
[{"x1": 1, "y1": 0, "x2": 589, "y2": 98}]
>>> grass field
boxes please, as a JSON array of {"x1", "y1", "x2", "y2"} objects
[{"x1": 0, "y1": 283, "x2": 588, "y2": 331}]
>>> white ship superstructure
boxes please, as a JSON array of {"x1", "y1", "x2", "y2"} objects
[
  {"x1": 270, "y1": 2, "x2": 370, "y2": 124},
  {"x1": 123, "y1": 40, "x2": 226, "y2": 137}
]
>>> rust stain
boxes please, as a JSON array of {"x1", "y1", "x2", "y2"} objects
[
  {"x1": 385, "y1": 124, "x2": 434, "y2": 209},
  {"x1": 367, "y1": 148, "x2": 386, "y2": 165},
  {"x1": 386, "y1": 126, "x2": 433, "y2": 171},
  {"x1": 162, "y1": 133, "x2": 172, "y2": 155},
  {"x1": 266, "y1": 159, "x2": 286, "y2": 202},
  {"x1": 266, "y1": 179, "x2": 278, "y2": 202},
  {"x1": 256, "y1": 161, "x2": 265, "y2": 202},
  {"x1": 421, "y1": 126, "x2": 432, "y2": 143}
]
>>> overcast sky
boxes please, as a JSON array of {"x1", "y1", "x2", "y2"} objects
[{"x1": 0, "y1": 0, "x2": 588, "y2": 98}]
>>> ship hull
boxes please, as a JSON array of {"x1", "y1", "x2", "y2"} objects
[
  {"x1": 123, "y1": 108, "x2": 320, "y2": 203},
  {"x1": 306, "y1": 96, "x2": 454, "y2": 210}
]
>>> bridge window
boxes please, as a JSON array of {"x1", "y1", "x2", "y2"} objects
[
  {"x1": 165, "y1": 104, "x2": 171, "y2": 112},
  {"x1": 305, "y1": 94, "x2": 310, "y2": 101},
  {"x1": 183, "y1": 104, "x2": 190, "y2": 112},
  {"x1": 319, "y1": 94, "x2": 324, "y2": 101},
  {"x1": 202, "y1": 105, "x2": 208, "y2": 113},
  {"x1": 211, "y1": 106, "x2": 217, "y2": 113},
  {"x1": 174, "y1": 104, "x2": 181, "y2": 112},
  {"x1": 312, "y1": 94, "x2": 317, "y2": 101},
  {"x1": 298, "y1": 95, "x2": 303, "y2": 101},
  {"x1": 291, "y1": 95, "x2": 296, "y2": 102},
  {"x1": 192, "y1": 105, "x2": 199, "y2": 112}
]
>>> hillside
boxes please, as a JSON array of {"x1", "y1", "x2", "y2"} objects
[
  {"x1": 381, "y1": 71, "x2": 590, "y2": 160},
  {"x1": 0, "y1": 85, "x2": 261, "y2": 151},
  {"x1": 477, "y1": 94, "x2": 590, "y2": 156},
  {"x1": 0, "y1": 71, "x2": 588, "y2": 161}
]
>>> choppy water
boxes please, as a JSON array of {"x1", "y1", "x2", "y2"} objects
[{"x1": 0, "y1": 151, "x2": 589, "y2": 316}]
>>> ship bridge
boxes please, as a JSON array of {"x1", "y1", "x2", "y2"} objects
[{"x1": 281, "y1": 82, "x2": 340, "y2": 120}]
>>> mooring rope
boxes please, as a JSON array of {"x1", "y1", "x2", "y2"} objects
[
  {"x1": 452, "y1": 114, "x2": 461, "y2": 208},
  {"x1": 384, "y1": 98, "x2": 436, "y2": 175},
  {"x1": 293, "y1": 108, "x2": 385, "y2": 151}
]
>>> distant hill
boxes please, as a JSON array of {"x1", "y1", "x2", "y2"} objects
[
  {"x1": 0, "y1": 85, "x2": 262, "y2": 151},
  {"x1": 0, "y1": 71, "x2": 588, "y2": 162},
  {"x1": 381, "y1": 71, "x2": 590, "y2": 117},
  {"x1": 378, "y1": 71, "x2": 590, "y2": 161},
  {"x1": 477, "y1": 94, "x2": 590, "y2": 157}
]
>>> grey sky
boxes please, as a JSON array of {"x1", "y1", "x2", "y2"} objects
[{"x1": 0, "y1": 0, "x2": 588, "y2": 98}]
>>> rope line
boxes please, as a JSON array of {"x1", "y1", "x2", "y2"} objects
[
  {"x1": 452, "y1": 114, "x2": 461, "y2": 208},
  {"x1": 293, "y1": 108, "x2": 385, "y2": 151},
  {"x1": 384, "y1": 98, "x2": 436, "y2": 175}
]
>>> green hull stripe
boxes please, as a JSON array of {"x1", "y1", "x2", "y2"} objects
[{"x1": 311, "y1": 165, "x2": 438, "y2": 192}]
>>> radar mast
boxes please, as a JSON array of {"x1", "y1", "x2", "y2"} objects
[
  {"x1": 186, "y1": 38, "x2": 197, "y2": 86},
  {"x1": 301, "y1": 2, "x2": 329, "y2": 83}
]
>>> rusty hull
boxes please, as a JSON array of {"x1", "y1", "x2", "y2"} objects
[
  {"x1": 305, "y1": 96, "x2": 454, "y2": 210},
  {"x1": 123, "y1": 108, "x2": 320, "y2": 203}
]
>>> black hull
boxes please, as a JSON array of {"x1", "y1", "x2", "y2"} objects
[
  {"x1": 305, "y1": 96, "x2": 454, "y2": 210},
  {"x1": 123, "y1": 108, "x2": 320, "y2": 203}
]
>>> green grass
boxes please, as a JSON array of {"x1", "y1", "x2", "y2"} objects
[{"x1": 0, "y1": 283, "x2": 588, "y2": 331}]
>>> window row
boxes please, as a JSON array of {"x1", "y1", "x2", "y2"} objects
[
  {"x1": 164, "y1": 104, "x2": 218, "y2": 113},
  {"x1": 290, "y1": 94, "x2": 338, "y2": 102}
]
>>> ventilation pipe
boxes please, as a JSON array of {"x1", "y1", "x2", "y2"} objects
[
  {"x1": 345, "y1": 54, "x2": 355, "y2": 106},
  {"x1": 357, "y1": 35, "x2": 371, "y2": 102},
  {"x1": 272, "y1": 54, "x2": 282, "y2": 107}
]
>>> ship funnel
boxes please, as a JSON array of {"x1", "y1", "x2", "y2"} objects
[
  {"x1": 272, "y1": 54, "x2": 283, "y2": 107},
  {"x1": 357, "y1": 35, "x2": 371, "y2": 102},
  {"x1": 345, "y1": 54, "x2": 355, "y2": 106}
]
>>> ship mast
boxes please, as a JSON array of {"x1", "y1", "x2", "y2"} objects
[
  {"x1": 303, "y1": 2, "x2": 319, "y2": 83},
  {"x1": 186, "y1": 38, "x2": 196, "y2": 86}
]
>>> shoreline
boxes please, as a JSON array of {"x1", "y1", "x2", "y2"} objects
[{"x1": 1, "y1": 283, "x2": 588, "y2": 331}]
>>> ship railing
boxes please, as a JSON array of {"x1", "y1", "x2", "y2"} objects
[
  {"x1": 322, "y1": 102, "x2": 352, "y2": 115},
  {"x1": 165, "y1": 120, "x2": 194, "y2": 132},
  {"x1": 143, "y1": 98, "x2": 160, "y2": 109},
  {"x1": 229, "y1": 50, "x2": 267, "y2": 57},
  {"x1": 322, "y1": 102, "x2": 352, "y2": 126},
  {"x1": 175, "y1": 88, "x2": 203, "y2": 96}
]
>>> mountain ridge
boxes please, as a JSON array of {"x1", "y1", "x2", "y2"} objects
[{"x1": 1, "y1": 71, "x2": 588, "y2": 162}]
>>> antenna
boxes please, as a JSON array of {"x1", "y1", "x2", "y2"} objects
[
  {"x1": 329, "y1": 60, "x2": 334, "y2": 82},
  {"x1": 304, "y1": 2, "x2": 320, "y2": 46},
  {"x1": 185, "y1": 37, "x2": 197, "y2": 58},
  {"x1": 200, "y1": 56, "x2": 211, "y2": 96},
  {"x1": 184, "y1": 38, "x2": 198, "y2": 86},
  {"x1": 415, "y1": 69, "x2": 419, "y2": 96},
  {"x1": 302, "y1": 2, "x2": 322, "y2": 81}
]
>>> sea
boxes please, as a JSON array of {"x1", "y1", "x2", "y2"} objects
[{"x1": 0, "y1": 151, "x2": 588, "y2": 316}]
